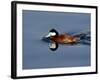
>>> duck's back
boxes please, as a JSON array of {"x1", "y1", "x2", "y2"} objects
[{"x1": 51, "y1": 34, "x2": 79, "y2": 44}]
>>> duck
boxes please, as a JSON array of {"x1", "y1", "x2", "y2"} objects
[
  {"x1": 42, "y1": 29, "x2": 80, "y2": 51},
  {"x1": 44, "y1": 29, "x2": 80, "y2": 44},
  {"x1": 42, "y1": 28, "x2": 90, "y2": 51}
]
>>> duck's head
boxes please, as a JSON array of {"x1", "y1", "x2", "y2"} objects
[
  {"x1": 45, "y1": 28, "x2": 59, "y2": 38},
  {"x1": 42, "y1": 29, "x2": 59, "y2": 51},
  {"x1": 42, "y1": 29, "x2": 59, "y2": 42}
]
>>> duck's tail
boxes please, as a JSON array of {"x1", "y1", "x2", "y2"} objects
[{"x1": 73, "y1": 29, "x2": 90, "y2": 41}]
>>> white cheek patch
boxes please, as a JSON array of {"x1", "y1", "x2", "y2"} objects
[
  {"x1": 50, "y1": 32, "x2": 56, "y2": 36},
  {"x1": 45, "y1": 32, "x2": 56, "y2": 37}
]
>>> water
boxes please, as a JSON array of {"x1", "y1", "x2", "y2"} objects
[{"x1": 22, "y1": 10, "x2": 91, "y2": 69}]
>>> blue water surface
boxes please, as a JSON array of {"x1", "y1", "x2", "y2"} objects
[{"x1": 22, "y1": 10, "x2": 91, "y2": 69}]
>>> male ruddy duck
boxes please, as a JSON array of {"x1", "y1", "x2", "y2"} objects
[
  {"x1": 45, "y1": 29, "x2": 80, "y2": 44},
  {"x1": 42, "y1": 29, "x2": 80, "y2": 51}
]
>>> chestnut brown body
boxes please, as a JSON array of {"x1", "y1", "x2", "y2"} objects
[{"x1": 50, "y1": 33, "x2": 79, "y2": 44}]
